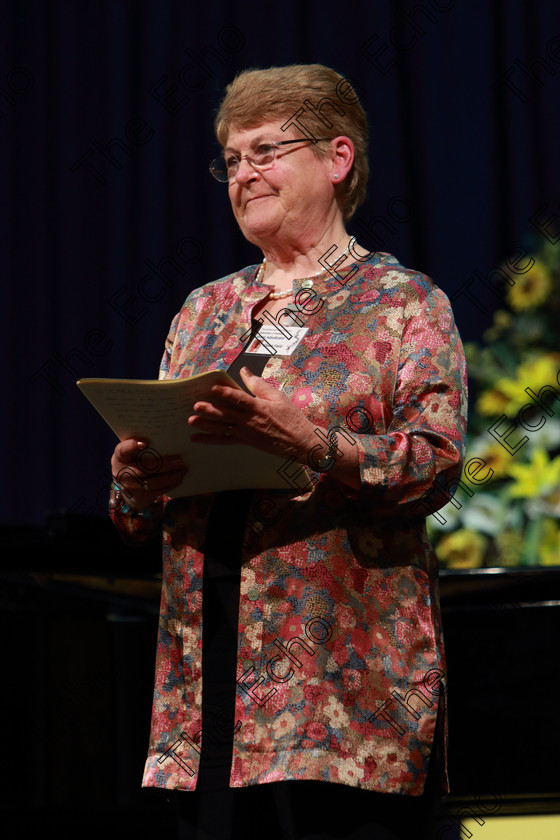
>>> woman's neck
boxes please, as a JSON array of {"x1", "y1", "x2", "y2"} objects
[{"x1": 259, "y1": 233, "x2": 357, "y2": 290}]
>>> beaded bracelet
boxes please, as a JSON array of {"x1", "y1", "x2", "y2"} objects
[{"x1": 111, "y1": 481, "x2": 163, "y2": 519}]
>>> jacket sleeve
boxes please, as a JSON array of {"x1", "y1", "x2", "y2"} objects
[
  {"x1": 331, "y1": 281, "x2": 468, "y2": 519},
  {"x1": 108, "y1": 311, "x2": 182, "y2": 544}
]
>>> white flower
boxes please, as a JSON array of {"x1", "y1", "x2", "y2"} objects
[
  {"x1": 335, "y1": 756, "x2": 364, "y2": 785},
  {"x1": 323, "y1": 696, "x2": 349, "y2": 731},
  {"x1": 272, "y1": 711, "x2": 296, "y2": 740},
  {"x1": 460, "y1": 494, "x2": 511, "y2": 536},
  {"x1": 526, "y1": 419, "x2": 560, "y2": 451}
]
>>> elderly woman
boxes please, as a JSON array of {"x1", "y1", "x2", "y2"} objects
[{"x1": 110, "y1": 64, "x2": 467, "y2": 840}]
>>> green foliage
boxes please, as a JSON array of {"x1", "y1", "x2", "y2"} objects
[{"x1": 433, "y1": 238, "x2": 560, "y2": 568}]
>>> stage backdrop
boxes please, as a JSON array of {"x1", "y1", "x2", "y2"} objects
[{"x1": 2, "y1": 0, "x2": 559, "y2": 527}]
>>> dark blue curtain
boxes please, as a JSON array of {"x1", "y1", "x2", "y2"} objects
[{"x1": 2, "y1": 0, "x2": 559, "y2": 527}]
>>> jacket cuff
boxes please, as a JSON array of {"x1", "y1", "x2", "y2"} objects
[{"x1": 109, "y1": 481, "x2": 165, "y2": 544}]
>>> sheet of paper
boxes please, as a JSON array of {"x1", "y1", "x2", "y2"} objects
[
  {"x1": 79, "y1": 372, "x2": 234, "y2": 452},
  {"x1": 77, "y1": 372, "x2": 310, "y2": 496}
]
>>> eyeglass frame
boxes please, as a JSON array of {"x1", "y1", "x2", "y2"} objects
[{"x1": 209, "y1": 137, "x2": 331, "y2": 182}]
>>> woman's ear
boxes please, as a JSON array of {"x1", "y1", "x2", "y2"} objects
[{"x1": 329, "y1": 136, "x2": 354, "y2": 183}]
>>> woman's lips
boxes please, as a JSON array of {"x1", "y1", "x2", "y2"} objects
[{"x1": 246, "y1": 194, "x2": 272, "y2": 206}]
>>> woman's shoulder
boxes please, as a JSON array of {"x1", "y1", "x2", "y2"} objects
[
  {"x1": 356, "y1": 251, "x2": 449, "y2": 304},
  {"x1": 162, "y1": 265, "x2": 260, "y2": 340},
  {"x1": 185, "y1": 263, "x2": 260, "y2": 299}
]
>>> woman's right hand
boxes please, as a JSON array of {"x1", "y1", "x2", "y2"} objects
[{"x1": 111, "y1": 438, "x2": 188, "y2": 511}]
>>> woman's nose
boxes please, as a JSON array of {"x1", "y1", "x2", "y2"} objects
[{"x1": 234, "y1": 157, "x2": 260, "y2": 184}]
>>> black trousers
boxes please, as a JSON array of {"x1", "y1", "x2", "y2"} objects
[
  {"x1": 174, "y1": 490, "x2": 441, "y2": 840},
  {"x1": 175, "y1": 774, "x2": 440, "y2": 840}
]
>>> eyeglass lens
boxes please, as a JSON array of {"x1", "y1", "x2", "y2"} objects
[{"x1": 218, "y1": 144, "x2": 276, "y2": 180}]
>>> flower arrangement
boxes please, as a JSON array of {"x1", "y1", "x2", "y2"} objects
[{"x1": 429, "y1": 238, "x2": 560, "y2": 568}]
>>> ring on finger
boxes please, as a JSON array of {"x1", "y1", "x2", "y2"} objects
[{"x1": 142, "y1": 480, "x2": 149, "y2": 490}]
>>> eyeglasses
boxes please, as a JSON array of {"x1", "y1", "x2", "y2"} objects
[{"x1": 209, "y1": 138, "x2": 330, "y2": 182}]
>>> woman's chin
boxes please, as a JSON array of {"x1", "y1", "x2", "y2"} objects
[{"x1": 241, "y1": 217, "x2": 280, "y2": 243}]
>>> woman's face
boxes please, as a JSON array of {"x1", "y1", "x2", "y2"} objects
[{"x1": 225, "y1": 122, "x2": 340, "y2": 250}]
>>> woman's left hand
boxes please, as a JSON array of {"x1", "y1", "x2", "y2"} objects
[{"x1": 188, "y1": 367, "x2": 317, "y2": 463}]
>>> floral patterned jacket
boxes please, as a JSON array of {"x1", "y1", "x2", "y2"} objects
[{"x1": 109, "y1": 251, "x2": 467, "y2": 797}]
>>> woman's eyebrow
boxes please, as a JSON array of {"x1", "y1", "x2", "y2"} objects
[{"x1": 223, "y1": 134, "x2": 275, "y2": 154}]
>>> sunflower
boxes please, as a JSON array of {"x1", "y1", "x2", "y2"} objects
[
  {"x1": 436, "y1": 529, "x2": 488, "y2": 568},
  {"x1": 506, "y1": 258, "x2": 553, "y2": 311}
]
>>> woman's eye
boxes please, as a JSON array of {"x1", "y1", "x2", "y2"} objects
[
  {"x1": 225, "y1": 155, "x2": 239, "y2": 170},
  {"x1": 255, "y1": 144, "x2": 274, "y2": 157}
]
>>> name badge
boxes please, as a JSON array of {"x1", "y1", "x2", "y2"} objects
[{"x1": 245, "y1": 325, "x2": 309, "y2": 356}]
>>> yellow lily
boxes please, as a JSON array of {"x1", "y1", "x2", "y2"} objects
[{"x1": 507, "y1": 447, "x2": 560, "y2": 499}]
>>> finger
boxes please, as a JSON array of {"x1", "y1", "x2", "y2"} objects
[
  {"x1": 161, "y1": 455, "x2": 187, "y2": 471},
  {"x1": 114, "y1": 445, "x2": 184, "y2": 479},
  {"x1": 188, "y1": 415, "x2": 230, "y2": 433},
  {"x1": 238, "y1": 366, "x2": 258, "y2": 395},
  {"x1": 191, "y1": 401, "x2": 226, "y2": 420},
  {"x1": 239, "y1": 367, "x2": 281, "y2": 400},
  {"x1": 239, "y1": 366, "x2": 255, "y2": 387},
  {"x1": 115, "y1": 437, "x2": 150, "y2": 463},
  {"x1": 131, "y1": 461, "x2": 188, "y2": 483},
  {"x1": 138, "y1": 466, "x2": 188, "y2": 491},
  {"x1": 113, "y1": 452, "x2": 186, "y2": 483},
  {"x1": 208, "y1": 384, "x2": 255, "y2": 412},
  {"x1": 116, "y1": 465, "x2": 187, "y2": 496}
]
